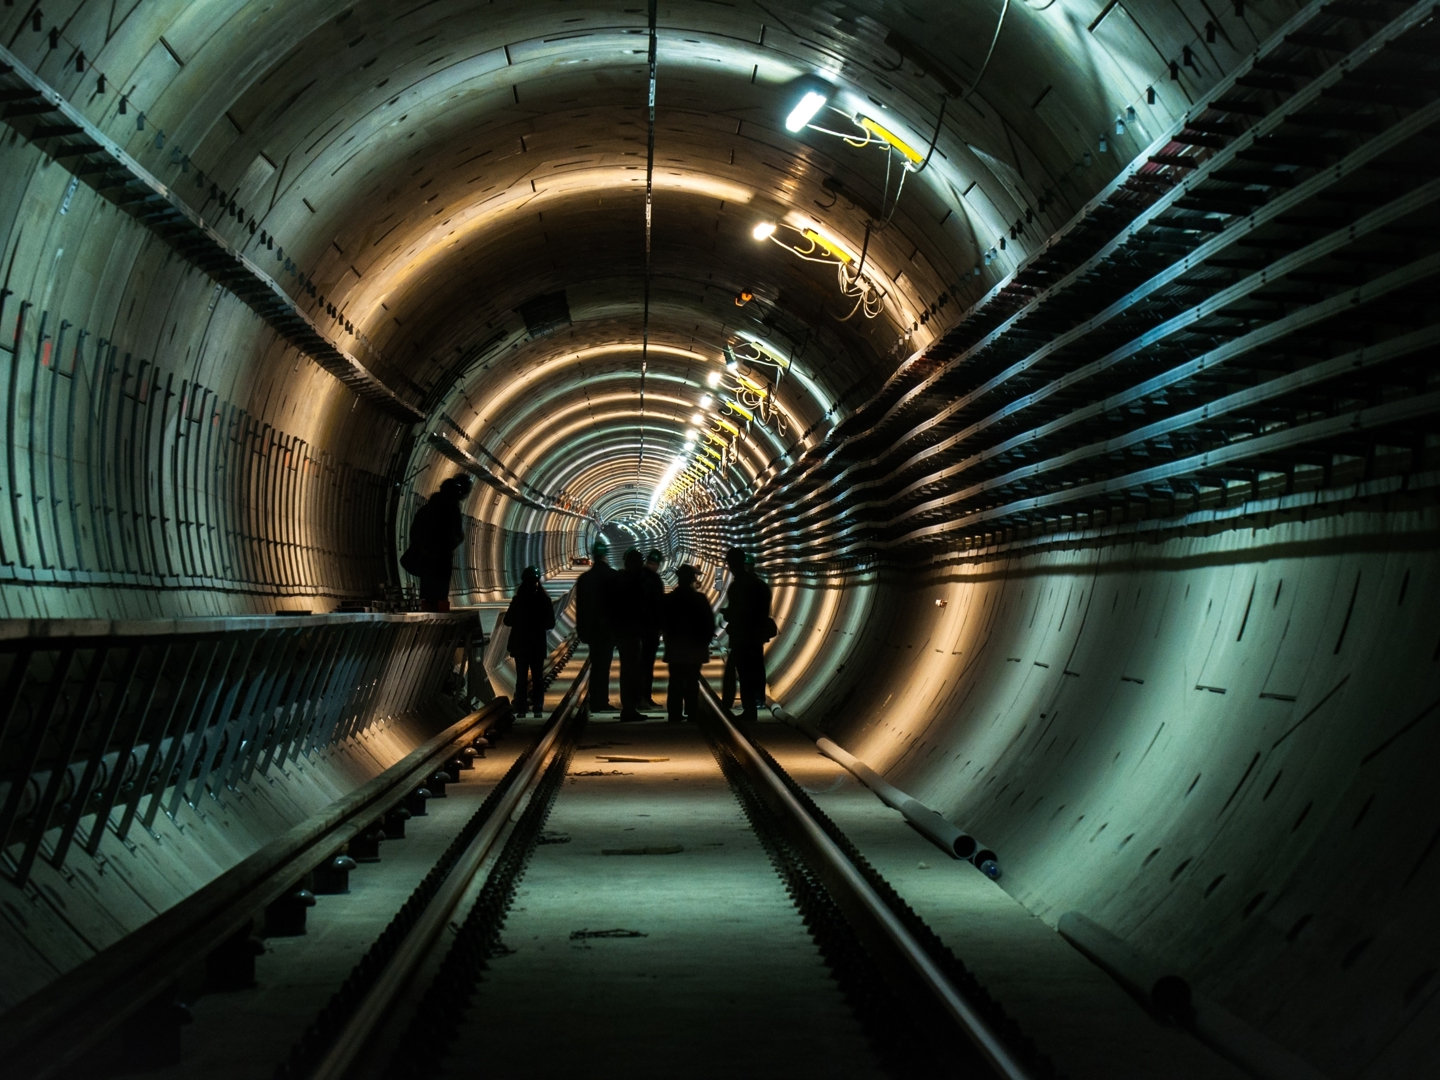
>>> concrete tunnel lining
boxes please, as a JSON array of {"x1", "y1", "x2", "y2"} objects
[{"x1": 0, "y1": 0, "x2": 1437, "y2": 1076}]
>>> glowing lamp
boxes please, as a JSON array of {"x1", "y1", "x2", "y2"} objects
[{"x1": 785, "y1": 88, "x2": 829, "y2": 132}]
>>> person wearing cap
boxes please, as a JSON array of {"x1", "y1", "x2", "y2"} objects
[
  {"x1": 639, "y1": 549, "x2": 665, "y2": 708},
  {"x1": 503, "y1": 567, "x2": 555, "y2": 717},
  {"x1": 721, "y1": 546, "x2": 773, "y2": 722},
  {"x1": 662, "y1": 565, "x2": 714, "y2": 721},
  {"x1": 574, "y1": 539, "x2": 618, "y2": 712},
  {"x1": 400, "y1": 475, "x2": 474, "y2": 612}
]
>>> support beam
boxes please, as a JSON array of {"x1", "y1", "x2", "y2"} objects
[{"x1": 0, "y1": 47, "x2": 424, "y2": 425}]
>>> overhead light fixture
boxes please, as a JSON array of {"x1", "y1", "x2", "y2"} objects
[
  {"x1": 699, "y1": 394, "x2": 714, "y2": 409},
  {"x1": 854, "y1": 115, "x2": 925, "y2": 166},
  {"x1": 690, "y1": 412, "x2": 704, "y2": 425},
  {"x1": 706, "y1": 370, "x2": 722, "y2": 387},
  {"x1": 751, "y1": 224, "x2": 882, "y2": 319},
  {"x1": 752, "y1": 221, "x2": 777, "y2": 241},
  {"x1": 784, "y1": 79, "x2": 830, "y2": 132}
]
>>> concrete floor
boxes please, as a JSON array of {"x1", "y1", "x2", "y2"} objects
[
  {"x1": 441, "y1": 716, "x2": 885, "y2": 1080},
  {"x1": 750, "y1": 722, "x2": 1248, "y2": 1080},
  {"x1": 124, "y1": 652, "x2": 1246, "y2": 1079}
]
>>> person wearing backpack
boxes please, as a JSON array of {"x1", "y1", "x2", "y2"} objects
[{"x1": 400, "y1": 475, "x2": 473, "y2": 611}]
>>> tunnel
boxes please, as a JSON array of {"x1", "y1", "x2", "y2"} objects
[{"x1": 0, "y1": 0, "x2": 1437, "y2": 1076}]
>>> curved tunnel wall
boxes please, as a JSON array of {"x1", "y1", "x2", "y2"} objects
[
  {"x1": 762, "y1": 504, "x2": 1440, "y2": 1075},
  {"x1": 0, "y1": 1, "x2": 1435, "y2": 1076}
]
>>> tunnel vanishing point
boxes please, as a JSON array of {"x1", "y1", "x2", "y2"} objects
[{"x1": 0, "y1": 0, "x2": 1437, "y2": 1077}]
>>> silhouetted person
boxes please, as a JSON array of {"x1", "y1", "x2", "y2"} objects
[
  {"x1": 614, "y1": 548, "x2": 651, "y2": 722},
  {"x1": 639, "y1": 549, "x2": 665, "y2": 707},
  {"x1": 663, "y1": 565, "x2": 714, "y2": 722},
  {"x1": 575, "y1": 540, "x2": 618, "y2": 712},
  {"x1": 718, "y1": 552, "x2": 753, "y2": 710},
  {"x1": 402, "y1": 475, "x2": 473, "y2": 611},
  {"x1": 722, "y1": 546, "x2": 773, "y2": 722},
  {"x1": 504, "y1": 566, "x2": 555, "y2": 718}
]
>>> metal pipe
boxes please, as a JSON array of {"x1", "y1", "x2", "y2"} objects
[{"x1": 769, "y1": 702, "x2": 982, "y2": 863}]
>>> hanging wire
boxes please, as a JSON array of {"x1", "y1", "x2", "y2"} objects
[
  {"x1": 636, "y1": 0, "x2": 658, "y2": 502},
  {"x1": 966, "y1": 0, "x2": 1012, "y2": 100}
]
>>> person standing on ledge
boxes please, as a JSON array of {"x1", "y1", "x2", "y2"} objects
[
  {"x1": 400, "y1": 475, "x2": 473, "y2": 612},
  {"x1": 574, "y1": 540, "x2": 618, "y2": 713},
  {"x1": 662, "y1": 564, "x2": 715, "y2": 722},
  {"x1": 639, "y1": 549, "x2": 665, "y2": 708},
  {"x1": 503, "y1": 566, "x2": 555, "y2": 718},
  {"x1": 722, "y1": 546, "x2": 773, "y2": 722}
]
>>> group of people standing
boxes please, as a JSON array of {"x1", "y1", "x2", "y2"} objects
[{"x1": 512, "y1": 542, "x2": 771, "y2": 723}]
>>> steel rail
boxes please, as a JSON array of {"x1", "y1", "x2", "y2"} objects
[
  {"x1": 0, "y1": 47, "x2": 423, "y2": 424},
  {"x1": 0, "y1": 695, "x2": 514, "y2": 1079},
  {"x1": 764, "y1": 242, "x2": 1440, "y2": 558},
  {"x1": 698, "y1": 687, "x2": 1034, "y2": 1080},
  {"x1": 887, "y1": 316, "x2": 1440, "y2": 533},
  {"x1": 751, "y1": 0, "x2": 1439, "y2": 523},
  {"x1": 881, "y1": 387, "x2": 1440, "y2": 549},
  {"x1": 790, "y1": 372, "x2": 1440, "y2": 560},
  {"x1": 306, "y1": 659, "x2": 590, "y2": 1080},
  {"x1": 762, "y1": 169, "x2": 1440, "y2": 546}
]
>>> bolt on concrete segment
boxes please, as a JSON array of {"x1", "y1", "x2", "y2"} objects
[
  {"x1": 440, "y1": 721, "x2": 886, "y2": 1080},
  {"x1": 751, "y1": 723, "x2": 1249, "y2": 1080},
  {"x1": 149, "y1": 723, "x2": 547, "y2": 1080}
]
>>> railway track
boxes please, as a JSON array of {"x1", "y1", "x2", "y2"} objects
[
  {"x1": 10, "y1": 648, "x2": 1236, "y2": 1079},
  {"x1": 230, "y1": 660, "x2": 1058, "y2": 1080}
]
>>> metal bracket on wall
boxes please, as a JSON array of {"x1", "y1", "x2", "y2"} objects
[
  {"x1": 428, "y1": 431, "x2": 598, "y2": 523},
  {"x1": 0, "y1": 46, "x2": 424, "y2": 425}
]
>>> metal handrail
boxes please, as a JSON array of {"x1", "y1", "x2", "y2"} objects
[{"x1": 0, "y1": 695, "x2": 510, "y2": 1079}]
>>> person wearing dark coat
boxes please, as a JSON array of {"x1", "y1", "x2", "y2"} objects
[
  {"x1": 662, "y1": 565, "x2": 715, "y2": 722},
  {"x1": 722, "y1": 546, "x2": 773, "y2": 722},
  {"x1": 639, "y1": 549, "x2": 665, "y2": 707},
  {"x1": 504, "y1": 566, "x2": 555, "y2": 717},
  {"x1": 575, "y1": 540, "x2": 619, "y2": 713},
  {"x1": 402, "y1": 475, "x2": 473, "y2": 611},
  {"x1": 613, "y1": 548, "x2": 652, "y2": 722}
]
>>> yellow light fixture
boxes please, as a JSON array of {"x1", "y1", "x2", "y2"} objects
[
  {"x1": 725, "y1": 401, "x2": 756, "y2": 423},
  {"x1": 735, "y1": 372, "x2": 768, "y2": 397},
  {"x1": 800, "y1": 227, "x2": 855, "y2": 265},
  {"x1": 856, "y1": 114, "x2": 925, "y2": 165}
]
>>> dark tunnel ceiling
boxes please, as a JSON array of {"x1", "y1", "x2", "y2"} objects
[{"x1": 3, "y1": 0, "x2": 1306, "y2": 525}]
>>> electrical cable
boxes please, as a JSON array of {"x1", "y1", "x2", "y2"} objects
[
  {"x1": 637, "y1": 0, "x2": 658, "y2": 509},
  {"x1": 966, "y1": 0, "x2": 1011, "y2": 100}
]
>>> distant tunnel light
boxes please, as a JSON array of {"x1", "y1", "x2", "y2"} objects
[
  {"x1": 752, "y1": 220, "x2": 778, "y2": 241},
  {"x1": 706, "y1": 370, "x2": 723, "y2": 387},
  {"x1": 785, "y1": 89, "x2": 829, "y2": 132},
  {"x1": 690, "y1": 412, "x2": 704, "y2": 425},
  {"x1": 699, "y1": 394, "x2": 714, "y2": 409}
]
